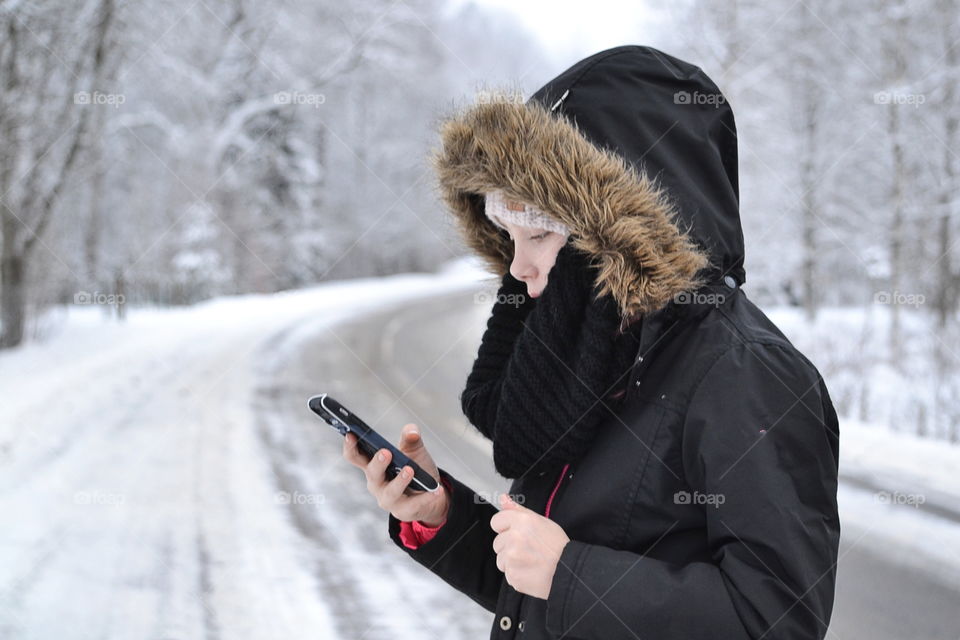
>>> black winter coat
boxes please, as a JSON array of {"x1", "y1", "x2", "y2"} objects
[{"x1": 387, "y1": 45, "x2": 841, "y2": 640}]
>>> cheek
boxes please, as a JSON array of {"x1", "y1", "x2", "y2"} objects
[
  {"x1": 535, "y1": 253, "x2": 556, "y2": 275},
  {"x1": 540, "y1": 238, "x2": 567, "y2": 273},
  {"x1": 515, "y1": 237, "x2": 566, "y2": 276}
]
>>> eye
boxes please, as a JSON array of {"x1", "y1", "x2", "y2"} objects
[{"x1": 507, "y1": 230, "x2": 550, "y2": 242}]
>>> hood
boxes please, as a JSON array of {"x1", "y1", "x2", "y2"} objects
[{"x1": 432, "y1": 44, "x2": 745, "y2": 320}]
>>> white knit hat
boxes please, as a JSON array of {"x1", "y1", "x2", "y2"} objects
[{"x1": 484, "y1": 190, "x2": 570, "y2": 237}]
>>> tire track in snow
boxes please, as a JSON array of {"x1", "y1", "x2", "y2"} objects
[{"x1": 248, "y1": 288, "x2": 502, "y2": 640}]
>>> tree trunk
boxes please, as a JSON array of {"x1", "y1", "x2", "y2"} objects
[
  {"x1": 935, "y1": 0, "x2": 958, "y2": 329},
  {"x1": 888, "y1": 102, "x2": 904, "y2": 363},
  {"x1": 0, "y1": 229, "x2": 26, "y2": 349},
  {"x1": 799, "y1": 6, "x2": 820, "y2": 324},
  {"x1": 114, "y1": 268, "x2": 126, "y2": 321},
  {"x1": 0, "y1": 0, "x2": 115, "y2": 349},
  {"x1": 85, "y1": 109, "x2": 106, "y2": 288},
  {"x1": 886, "y1": 5, "x2": 908, "y2": 365}
]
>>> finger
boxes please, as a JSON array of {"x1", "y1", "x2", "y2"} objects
[
  {"x1": 398, "y1": 423, "x2": 423, "y2": 452},
  {"x1": 490, "y1": 510, "x2": 512, "y2": 533},
  {"x1": 500, "y1": 493, "x2": 526, "y2": 510},
  {"x1": 399, "y1": 424, "x2": 442, "y2": 481},
  {"x1": 342, "y1": 432, "x2": 358, "y2": 464},
  {"x1": 342, "y1": 433, "x2": 367, "y2": 469},
  {"x1": 378, "y1": 464, "x2": 415, "y2": 508},
  {"x1": 492, "y1": 532, "x2": 506, "y2": 555},
  {"x1": 364, "y1": 447, "x2": 392, "y2": 490}
]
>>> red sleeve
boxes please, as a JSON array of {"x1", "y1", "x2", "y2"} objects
[{"x1": 398, "y1": 476, "x2": 453, "y2": 550}]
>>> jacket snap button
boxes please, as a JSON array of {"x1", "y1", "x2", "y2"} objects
[
  {"x1": 518, "y1": 619, "x2": 526, "y2": 632},
  {"x1": 635, "y1": 379, "x2": 641, "y2": 387},
  {"x1": 723, "y1": 275, "x2": 737, "y2": 289},
  {"x1": 499, "y1": 615, "x2": 512, "y2": 630}
]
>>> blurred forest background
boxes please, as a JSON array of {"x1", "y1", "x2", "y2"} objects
[{"x1": 1, "y1": 0, "x2": 958, "y2": 440}]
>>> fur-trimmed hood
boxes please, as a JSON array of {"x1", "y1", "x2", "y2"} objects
[{"x1": 432, "y1": 45, "x2": 745, "y2": 320}]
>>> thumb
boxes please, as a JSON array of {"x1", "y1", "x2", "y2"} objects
[
  {"x1": 499, "y1": 492, "x2": 526, "y2": 510},
  {"x1": 399, "y1": 423, "x2": 423, "y2": 452}
]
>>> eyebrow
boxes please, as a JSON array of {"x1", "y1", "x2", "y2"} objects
[{"x1": 508, "y1": 229, "x2": 549, "y2": 239}]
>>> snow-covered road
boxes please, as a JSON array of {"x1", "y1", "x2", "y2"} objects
[
  {"x1": 2, "y1": 263, "x2": 959, "y2": 639},
  {"x1": 0, "y1": 267, "x2": 500, "y2": 640}
]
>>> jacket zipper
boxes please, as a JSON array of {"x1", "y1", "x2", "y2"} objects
[
  {"x1": 544, "y1": 462, "x2": 570, "y2": 519},
  {"x1": 550, "y1": 88, "x2": 570, "y2": 112}
]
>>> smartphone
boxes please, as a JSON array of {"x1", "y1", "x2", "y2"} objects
[{"x1": 308, "y1": 393, "x2": 440, "y2": 493}]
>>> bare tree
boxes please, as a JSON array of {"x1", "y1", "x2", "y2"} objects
[
  {"x1": 879, "y1": 0, "x2": 910, "y2": 361},
  {"x1": 2, "y1": 0, "x2": 552, "y2": 337},
  {"x1": 0, "y1": 0, "x2": 116, "y2": 348},
  {"x1": 932, "y1": 0, "x2": 959, "y2": 330}
]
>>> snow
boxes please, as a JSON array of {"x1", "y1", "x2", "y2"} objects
[
  {"x1": 840, "y1": 419, "x2": 960, "y2": 499},
  {"x1": 835, "y1": 419, "x2": 960, "y2": 590},
  {"x1": 1, "y1": 264, "x2": 958, "y2": 636},
  {"x1": 838, "y1": 484, "x2": 960, "y2": 591},
  {"x1": 0, "y1": 267, "x2": 492, "y2": 639},
  {"x1": 435, "y1": 253, "x2": 494, "y2": 278},
  {"x1": 767, "y1": 304, "x2": 960, "y2": 590}
]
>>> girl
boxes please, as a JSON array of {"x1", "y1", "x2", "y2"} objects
[{"x1": 344, "y1": 44, "x2": 840, "y2": 640}]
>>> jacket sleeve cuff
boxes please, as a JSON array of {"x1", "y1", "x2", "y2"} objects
[
  {"x1": 545, "y1": 539, "x2": 591, "y2": 636},
  {"x1": 397, "y1": 477, "x2": 452, "y2": 549},
  {"x1": 388, "y1": 467, "x2": 479, "y2": 562},
  {"x1": 387, "y1": 467, "x2": 503, "y2": 613}
]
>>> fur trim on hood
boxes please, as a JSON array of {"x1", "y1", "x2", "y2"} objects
[{"x1": 431, "y1": 94, "x2": 711, "y2": 321}]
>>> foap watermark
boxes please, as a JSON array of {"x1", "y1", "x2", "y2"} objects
[
  {"x1": 75, "y1": 291, "x2": 125, "y2": 307},
  {"x1": 873, "y1": 91, "x2": 925, "y2": 108},
  {"x1": 673, "y1": 290, "x2": 726, "y2": 307},
  {"x1": 474, "y1": 490, "x2": 526, "y2": 506},
  {"x1": 674, "y1": 90, "x2": 726, "y2": 108},
  {"x1": 74, "y1": 91, "x2": 125, "y2": 108},
  {"x1": 674, "y1": 490, "x2": 726, "y2": 509},
  {"x1": 875, "y1": 490, "x2": 925, "y2": 508},
  {"x1": 474, "y1": 288, "x2": 528, "y2": 308},
  {"x1": 275, "y1": 491, "x2": 326, "y2": 505},
  {"x1": 74, "y1": 490, "x2": 125, "y2": 506},
  {"x1": 476, "y1": 89, "x2": 525, "y2": 104},
  {"x1": 274, "y1": 91, "x2": 326, "y2": 108},
  {"x1": 873, "y1": 290, "x2": 925, "y2": 308}
]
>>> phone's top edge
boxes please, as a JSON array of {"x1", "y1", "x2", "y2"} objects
[{"x1": 307, "y1": 393, "x2": 327, "y2": 409}]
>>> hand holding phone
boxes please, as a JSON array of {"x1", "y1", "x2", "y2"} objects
[
  {"x1": 309, "y1": 394, "x2": 440, "y2": 493},
  {"x1": 312, "y1": 394, "x2": 450, "y2": 526}
]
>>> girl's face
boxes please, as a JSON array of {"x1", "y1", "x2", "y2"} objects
[{"x1": 498, "y1": 218, "x2": 568, "y2": 299}]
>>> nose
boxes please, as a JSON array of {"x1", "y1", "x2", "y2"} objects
[{"x1": 510, "y1": 254, "x2": 537, "y2": 283}]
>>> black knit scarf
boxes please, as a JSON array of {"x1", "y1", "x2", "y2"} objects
[{"x1": 459, "y1": 242, "x2": 642, "y2": 480}]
